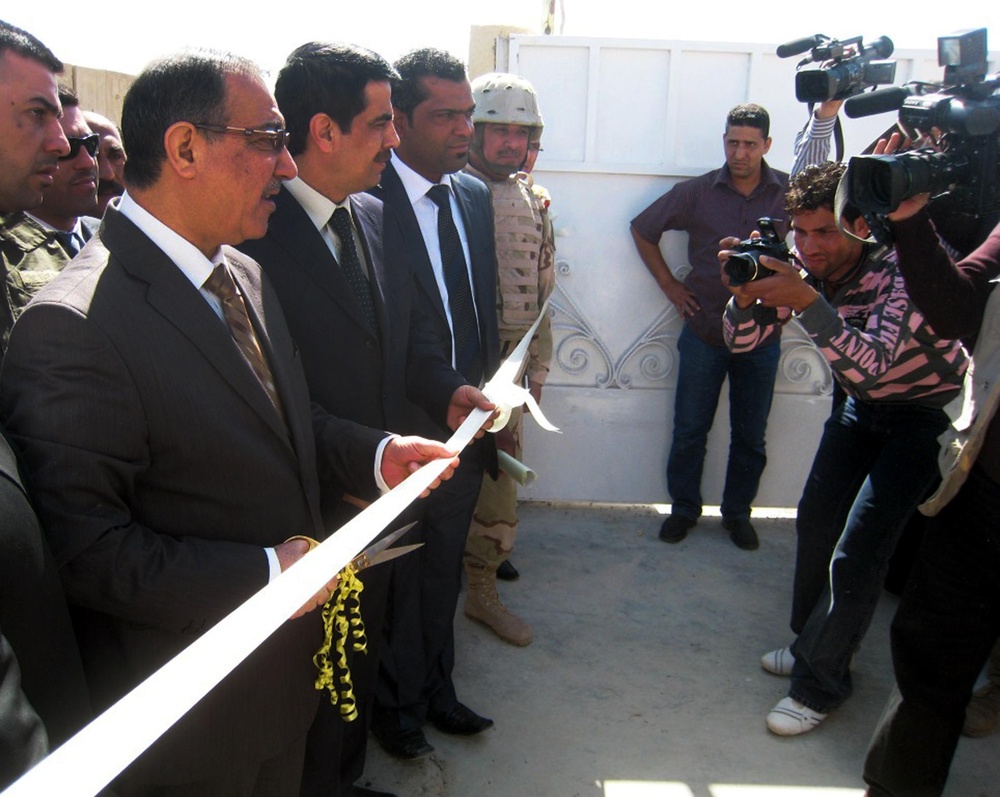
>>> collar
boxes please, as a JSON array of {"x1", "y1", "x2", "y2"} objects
[
  {"x1": 117, "y1": 192, "x2": 224, "y2": 292},
  {"x1": 284, "y1": 176, "x2": 353, "y2": 232},
  {"x1": 24, "y1": 211, "x2": 85, "y2": 240},
  {"x1": 391, "y1": 152, "x2": 452, "y2": 207},
  {"x1": 714, "y1": 160, "x2": 784, "y2": 194}
]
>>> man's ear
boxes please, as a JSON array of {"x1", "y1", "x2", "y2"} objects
[
  {"x1": 762, "y1": 136, "x2": 772, "y2": 155},
  {"x1": 163, "y1": 122, "x2": 199, "y2": 180},
  {"x1": 309, "y1": 113, "x2": 339, "y2": 154},
  {"x1": 849, "y1": 215, "x2": 871, "y2": 239}
]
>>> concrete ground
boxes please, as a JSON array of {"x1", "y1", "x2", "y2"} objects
[{"x1": 361, "y1": 503, "x2": 1000, "y2": 797}]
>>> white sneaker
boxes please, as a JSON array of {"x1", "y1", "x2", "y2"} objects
[
  {"x1": 766, "y1": 697, "x2": 828, "y2": 736},
  {"x1": 761, "y1": 647, "x2": 795, "y2": 676}
]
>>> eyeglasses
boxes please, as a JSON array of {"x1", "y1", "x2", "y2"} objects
[
  {"x1": 60, "y1": 133, "x2": 100, "y2": 161},
  {"x1": 192, "y1": 123, "x2": 291, "y2": 153}
]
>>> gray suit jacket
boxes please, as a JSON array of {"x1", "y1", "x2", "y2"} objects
[{"x1": 0, "y1": 205, "x2": 384, "y2": 785}]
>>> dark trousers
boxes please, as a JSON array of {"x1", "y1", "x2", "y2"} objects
[
  {"x1": 789, "y1": 398, "x2": 948, "y2": 713},
  {"x1": 300, "y1": 561, "x2": 393, "y2": 797},
  {"x1": 375, "y1": 439, "x2": 486, "y2": 731},
  {"x1": 864, "y1": 465, "x2": 1000, "y2": 797}
]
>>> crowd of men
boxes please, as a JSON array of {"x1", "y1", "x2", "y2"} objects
[
  {"x1": 0, "y1": 18, "x2": 556, "y2": 797},
  {"x1": 2, "y1": 14, "x2": 999, "y2": 797}
]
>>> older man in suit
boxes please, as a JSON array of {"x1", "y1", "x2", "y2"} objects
[
  {"x1": 239, "y1": 42, "x2": 492, "y2": 797},
  {"x1": 0, "y1": 50, "x2": 455, "y2": 796},
  {"x1": 368, "y1": 47, "x2": 502, "y2": 760}
]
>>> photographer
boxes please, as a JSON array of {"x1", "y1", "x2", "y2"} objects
[
  {"x1": 721, "y1": 162, "x2": 968, "y2": 735},
  {"x1": 862, "y1": 202, "x2": 1000, "y2": 797}
]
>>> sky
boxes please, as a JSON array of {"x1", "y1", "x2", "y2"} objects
[{"x1": 5, "y1": 1, "x2": 998, "y2": 78}]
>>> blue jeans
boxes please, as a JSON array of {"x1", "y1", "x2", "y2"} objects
[
  {"x1": 666, "y1": 325, "x2": 780, "y2": 521},
  {"x1": 789, "y1": 397, "x2": 950, "y2": 713}
]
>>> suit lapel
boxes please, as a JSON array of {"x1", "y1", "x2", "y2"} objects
[
  {"x1": 349, "y1": 194, "x2": 390, "y2": 345},
  {"x1": 270, "y1": 187, "x2": 378, "y2": 336},
  {"x1": 226, "y1": 250, "x2": 307, "y2": 451},
  {"x1": 450, "y1": 174, "x2": 494, "y2": 322},
  {"x1": 102, "y1": 208, "x2": 291, "y2": 448},
  {"x1": 377, "y1": 163, "x2": 448, "y2": 322}
]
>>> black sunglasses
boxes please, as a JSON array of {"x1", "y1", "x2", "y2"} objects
[
  {"x1": 60, "y1": 133, "x2": 100, "y2": 161},
  {"x1": 192, "y1": 123, "x2": 291, "y2": 153}
]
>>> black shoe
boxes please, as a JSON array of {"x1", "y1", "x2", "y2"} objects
[
  {"x1": 429, "y1": 702, "x2": 494, "y2": 735},
  {"x1": 496, "y1": 559, "x2": 519, "y2": 581},
  {"x1": 658, "y1": 515, "x2": 695, "y2": 543},
  {"x1": 371, "y1": 726, "x2": 434, "y2": 760},
  {"x1": 347, "y1": 787, "x2": 397, "y2": 797},
  {"x1": 723, "y1": 517, "x2": 759, "y2": 551}
]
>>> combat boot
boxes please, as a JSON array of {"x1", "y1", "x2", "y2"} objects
[{"x1": 464, "y1": 563, "x2": 533, "y2": 646}]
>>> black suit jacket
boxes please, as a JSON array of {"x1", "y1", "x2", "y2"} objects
[
  {"x1": 371, "y1": 162, "x2": 501, "y2": 448},
  {"x1": 239, "y1": 188, "x2": 463, "y2": 440},
  {"x1": 0, "y1": 428, "x2": 91, "y2": 751},
  {"x1": 0, "y1": 205, "x2": 384, "y2": 785}
]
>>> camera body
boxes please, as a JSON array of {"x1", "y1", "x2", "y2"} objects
[
  {"x1": 778, "y1": 34, "x2": 896, "y2": 103},
  {"x1": 724, "y1": 218, "x2": 791, "y2": 286},
  {"x1": 845, "y1": 28, "x2": 1000, "y2": 226}
]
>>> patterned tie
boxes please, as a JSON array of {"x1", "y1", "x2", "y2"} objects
[
  {"x1": 426, "y1": 184, "x2": 483, "y2": 387},
  {"x1": 203, "y1": 262, "x2": 286, "y2": 423},
  {"x1": 329, "y1": 207, "x2": 378, "y2": 333}
]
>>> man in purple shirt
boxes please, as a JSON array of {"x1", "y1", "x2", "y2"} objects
[{"x1": 630, "y1": 103, "x2": 788, "y2": 551}]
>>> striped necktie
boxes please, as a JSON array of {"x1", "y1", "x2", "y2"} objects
[{"x1": 203, "y1": 262, "x2": 286, "y2": 424}]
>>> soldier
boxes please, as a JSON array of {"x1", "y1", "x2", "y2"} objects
[{"x1": 463, "y1": 73, "x2": 555, "y2": 646}]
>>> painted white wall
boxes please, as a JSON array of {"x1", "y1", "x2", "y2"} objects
[{"x1": 505, "y1": 35, "x2": 993, "y2": 506}]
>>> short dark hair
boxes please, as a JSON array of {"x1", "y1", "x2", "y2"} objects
[
  {"x1": 58, "y1": 85, "x2": 79, "y2": 108},
  {"x1": 726, "y1": 103, "x2": 770, "y2": 139},
  {"x1": 122, "y1": 50, "x2": 260, "y2": 190},
  {"x1": 391, "y1": 48, "x2": 467, "y2": 118},
  {"x1": 0, "y1": 19, "x2": 62, "y2": 73},
  {"x1": 276, "y1": 42, "x2": 398, "y2": 156},
  {"x1": 785, "y1": 161, "x2": 861, "y2": 223}
]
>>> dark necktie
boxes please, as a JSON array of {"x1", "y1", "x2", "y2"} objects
[
  {"x1": 203, "y1": 262, "x2": 286, "y2": 424},
  {"x1": 329, "y1": 207, "x2": 378, "y2": 332},
  {"x1": 55, "y1": 230, "x2": 80, "y2": 257},
  {"x1": 427, "y1": 184, "x2": 483, "y2": 387}
]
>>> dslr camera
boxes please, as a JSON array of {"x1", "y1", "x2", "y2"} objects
[
  {"x1": 845, "y1": 28, "x2": 1000, "y2": 231},
  {"x1": 724, "y1": 218, "x2": 791, "y2": 286},
  {"x1": 777, "y1": 33, "x2": 896, "y2": 103}
]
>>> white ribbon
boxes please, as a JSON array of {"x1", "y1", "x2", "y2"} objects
[
  {"x1": 483, "y1": 299, "x2": 560, "y2": 434},
  {"x1": 2, "y1": 307, "x2": 556, "y2": 797}
]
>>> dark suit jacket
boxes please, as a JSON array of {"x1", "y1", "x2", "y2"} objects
[
  {"x1": 0, "y1": 205, "x2": 385, "y2": 785},
  {"x1": 0, "y1": 428, "x2": 91, "y2": 753},
  {"x1": 238, "y1": 187, "x2": 463, "y2": 459},
  {"x1": 371, "y1": 162, "x2": 501, "y2": 447}
]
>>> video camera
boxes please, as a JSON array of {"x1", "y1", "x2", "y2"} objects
[
  {"x1": 777, "y1": 33, "x2": 896, "y2": 103},
  {"x1": 844, "y1": 28, "x2": 1000, "y2": 234}
]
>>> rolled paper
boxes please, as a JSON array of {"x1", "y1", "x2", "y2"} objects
[{"x1": 497, "y1": 450, "x2": 537, "y2": 487}]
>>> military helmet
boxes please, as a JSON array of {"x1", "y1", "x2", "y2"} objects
[{"x1": 471, "y1": 72, "x2": 544, "y2": 131}]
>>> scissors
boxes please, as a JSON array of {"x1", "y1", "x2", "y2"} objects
[{"x1": 347, "y1": 521, "x2": 422, "y2": 572}]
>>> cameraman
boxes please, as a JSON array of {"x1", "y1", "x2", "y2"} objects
[
  {"x1": 862, "y1": 201, "x2": 1000, "y2": 797},
  {"x1": 790, "y1": 99, "x2": 844, "y2": 176},
  {"x1": 721, "y1": 162, "x2": 968, "y2": 735}
]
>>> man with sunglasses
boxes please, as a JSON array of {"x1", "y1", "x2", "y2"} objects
[{"x1": 1, "y1": 87, "x2": 100, "y2": 323}]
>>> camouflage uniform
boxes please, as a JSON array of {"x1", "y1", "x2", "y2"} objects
[{"x1": 1, "y1": 212, "x2": 75, "y2": 353}]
